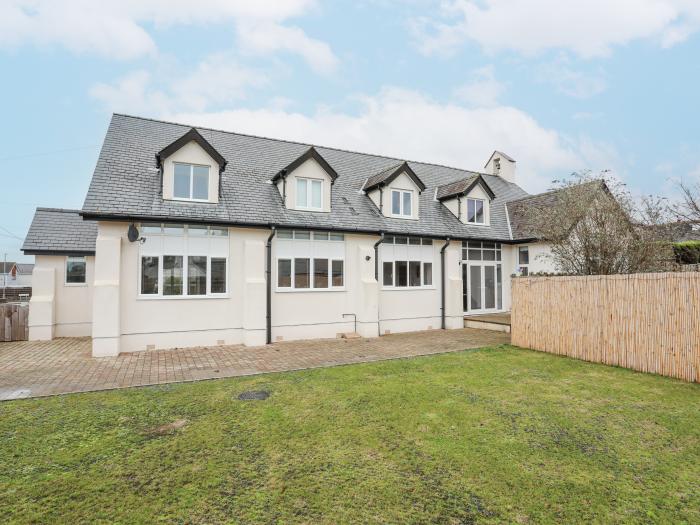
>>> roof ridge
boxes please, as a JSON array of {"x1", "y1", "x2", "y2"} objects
[
  {"x1": 111, "y1": 113, "x2": 521, "y2": 186},
  {"x1": 36, "y1": 207, "x2": 83, "y2": 213},
  {"x1": 505, "y1": 180, "x2": 603, "y2": 205}
]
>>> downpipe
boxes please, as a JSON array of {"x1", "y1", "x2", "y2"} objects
[
  {"x1": 374, "y1": 232, "x2": 385, "y2": 336},
  {"x1": 266, "y1": 226, "x2": 276, "y2": 344},
  {"x1": 440, "y1": 238, "x2": 451, "y2": 329}
]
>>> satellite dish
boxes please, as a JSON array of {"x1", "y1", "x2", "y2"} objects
[{"x1": 127, "y1": 224, "x2": 140, "y2": 242}]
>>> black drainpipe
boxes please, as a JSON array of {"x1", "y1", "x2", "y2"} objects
[
  {"x1": 266, "y1": 226, "x2": 277, "y2": 344},
  {"x1": 457, "y1": 196, "x2": 462, "y2": 220},
  {"x1": 378, "y1": 185, "x2": 384, "y2": 214},
  {"x1": 373, "y1": 232, "x2": 385, "y2": 280},
  {"x1": 440, "y1": 238, "x2": 451, "y2": 329}
]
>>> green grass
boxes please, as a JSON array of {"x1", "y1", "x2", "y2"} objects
[{"x1": 1, "y1": 346, "x2": 699, "y2": 524}]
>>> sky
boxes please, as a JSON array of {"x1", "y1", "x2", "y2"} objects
[{"x1": 1, "y1": 0, "x2": 700, "y2": 263}]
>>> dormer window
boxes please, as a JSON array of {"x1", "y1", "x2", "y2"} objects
[
  {"x1": 296, "y1": 177, "x2": 323, "y2": 210},
  {"x1": 391, "y1": 189, "x2": 413, "y2": 218},
  {"x1": 174, "y1": 163, "x2": 210, "y2": 201},
  {"x1": 467, "y1": 198, "x2": 485, "y2": 224}
]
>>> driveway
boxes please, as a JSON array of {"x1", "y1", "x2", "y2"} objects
[{"x1": 0, "y1": 328, "x2": 510, "y2": 400}]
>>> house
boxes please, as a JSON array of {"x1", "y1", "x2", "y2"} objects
[
  {"x1": 1, "y1": 261, "x2": 16, "y2": 288},
  {"x1": 22, "y1": 114, "x2": 556, "y2": 357}
]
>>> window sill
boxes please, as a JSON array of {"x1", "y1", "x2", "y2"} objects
[
  {"x1": 64, "y1": 283, "x2": 88, "y2": 287},
  {"x1": 463, "y1": 222, "x2": 489, "y2": 227},
  {"x1": 137, "y1": 294, "x2": 230, "y2": 300},
  {"x1": 167, "y1": 197, "x2": 217, "y2": 205},
  {"x1": 291, "y1": 207, "x2": 327, "y2": 213},
  {"x1": 275, "y1": 287, "x2": 346, "y2": 293},
  {"x1": 381, "y1": 286, "x2": 436, "y2": 291}
]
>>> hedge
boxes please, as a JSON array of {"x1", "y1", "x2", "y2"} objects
[{"x1": 673, "y1": 241, "x2": 700, "y2": 264}]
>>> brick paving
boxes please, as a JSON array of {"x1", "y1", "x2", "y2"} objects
[{"x1": 0, "y1": 329, "x2": 510, "y2": 400}]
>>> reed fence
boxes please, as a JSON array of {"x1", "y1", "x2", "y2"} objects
[{"x1": 511, "y1": 273, "x2": 700, "y2": 382}]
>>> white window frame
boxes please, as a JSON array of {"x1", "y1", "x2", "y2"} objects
[
  {"x1": 173, "y1": 162, "x2": 210, "y2": 202},
  {"x1": 466, "y1": 198, "x2": 486, "y2": 225},
  {"x1": 137, "y1": 224, "x2": 229, "y2": 299},
  {"x1": 295, "y1": 177, "x2": 324, "y2": 211},
  {"x1": 390, "y1": 189, "x2": 414, "y2": 218},
  {"x1": 380, "y1": 236, "x2": 435, "y2": 290},
  {"x1": 275, "y1": 230, "x2": 345, "y2": 292},
  {"x1": 518, "y1": 246, "x2": 530, "y2": 276},
  {"x1": 65, "y1": 256, "x2": 87, "y2": 286}
]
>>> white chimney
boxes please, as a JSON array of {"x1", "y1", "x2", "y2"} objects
[{"x1": 484, "y1": 150, "x2": 516, "y2": 184}]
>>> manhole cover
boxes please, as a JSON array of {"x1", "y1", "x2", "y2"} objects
[{"x1": 237, "y1": 390, "x2": 270, "y2": 401}]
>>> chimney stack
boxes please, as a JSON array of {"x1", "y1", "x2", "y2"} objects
[{"x1": 484, "y1": 150, "x2": 516, "y2": 184}]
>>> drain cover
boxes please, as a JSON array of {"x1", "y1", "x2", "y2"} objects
[{"x1": 237, "y1": 390, "x2": 270, "y2": 401}]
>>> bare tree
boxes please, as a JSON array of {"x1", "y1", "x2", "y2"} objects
[
  {"x1": 673, "y1": 181, "x2": 700, "y2": 223},
  {"x1": 522, "y1": 172, "x2": 673, "y2": 275}
]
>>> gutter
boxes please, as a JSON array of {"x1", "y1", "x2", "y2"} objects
[
  {"x1": 440, "y1": 238, "x2": 451, "y2": 330},
  {"x1": 266, "y1": 226, "x2": 276, "y2": 344}
]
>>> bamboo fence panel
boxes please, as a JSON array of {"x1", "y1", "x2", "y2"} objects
[
  {"x1": 0, "y1": 303, "x2": 29, "y2": 342},
  {"x1": 511, "y1": 273, "x2": 700, "y2": 382}
]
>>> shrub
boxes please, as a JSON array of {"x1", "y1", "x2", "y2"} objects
[{"x1": 673, "y1": 241, "x2": 700, "y2": 264}]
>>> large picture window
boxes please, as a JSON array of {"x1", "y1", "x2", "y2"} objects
[
  {"x1": 276, "y1": 230, "x2": 345, "y2": 291},
  {"x1": 138, "y1": 224, "x2": 228, "y2": 298},
  {"x1": 278, "y1": 258, "x2": 344, "y2": 290},
  {"x1": 65, "y1": 256, "x2": 86, "y2": 284},
  {"x1": 174, "y1": 163, "x2": 209, "y2": 201},
  {"x1": 380, "y1": 236, "x2": 434, "y2": 289}
]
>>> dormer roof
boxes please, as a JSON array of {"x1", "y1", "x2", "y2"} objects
[
  {"x1": 363, "y1": 161, "x2": 426, "y2": 193},
  {"x1": 272, "y1": 147, "x2": 338, "y2": 183},
  {"x1": 156, "y1": 128, "x2": 227, "y2": 171},
  {"x1": 436, "y1": 174, "x2": 495, "y2": 201}
]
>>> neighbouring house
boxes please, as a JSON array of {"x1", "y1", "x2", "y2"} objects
[
  {"x1": 1, "y1": 261, "x2": 16, "y2": 289},
  {"x1": 23, "y1": 114, "x2": 558, "y2": 357}
]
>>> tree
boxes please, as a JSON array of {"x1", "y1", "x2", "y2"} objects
[
  {"x1": 673, "y1": 181, "x2": 700, "y2": 223},
  {"x1": 522, "y1": 172, "x2": 673, "y2": 275}
]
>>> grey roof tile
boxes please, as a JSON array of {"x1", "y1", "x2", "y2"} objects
[
  {"x1": 82, "y1": 114, "x2": 532, "y2": 241},
  {"x1": 22, "y1": 208, "x2": 97, "y2": 254}
]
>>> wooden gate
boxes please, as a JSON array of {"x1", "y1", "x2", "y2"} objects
[{"x1": 0, "y1": 303, "x2": 29, "y2": 341}]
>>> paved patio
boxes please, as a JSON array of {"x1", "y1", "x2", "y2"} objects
[{"x1": 0, "y1": 328, "x2": 509, "y2": 400}]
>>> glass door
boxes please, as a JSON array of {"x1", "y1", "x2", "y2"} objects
[{"x1": 462, "y1": 241, "x2": 504, "y2": 314}]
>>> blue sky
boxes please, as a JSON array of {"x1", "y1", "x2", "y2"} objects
[{"x1": 2, "y1": 0, "x2": 700, "y2": 262}]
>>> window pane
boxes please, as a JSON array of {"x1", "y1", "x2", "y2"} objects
[
  {"x1": 403, "y1": 191, "x2": 412, "y2": 216},
  {"x1": 313, "y1": 231, "x2": 329, "y2": 241},
  {"x1": 384, "y1": 235, "x2": 394, "y2": 244},
  {"x1": 408, "y1": 237, "x2": 421, "y2": 245},
  {"x1": 278, "y1": 259, "x2": 291, "y2": 287},
  {"x1": 188, "y1": 224, "x2": 208, "y2": 236},
  {"x1": 519, "y1": 247, "x2": 530, "y2": 265},
  {"x1": 164, "y1": 224, "x2": 184, "y2": 235},
  {"x1": 475, "y1": 200, "x2": 484, "y2": 223},
  {"x1": 311, "y1": 180, "x2": 322, "y2": 208},
  {"x1": 424, "y1": 262, "x2": 433, "y2": 286},
  {"x1": 485, "y1": 265, "x2": 496, "y2": 309},
  {"x1": 470, "y1": 265, "x2": 481, "y2": 310},
  {"x1": 209, "y1": 226, "x2": 228, "y2": 237},
  {"x1": 422, "y1": 238, "x2": 433, "y2": 245},
  {"x1": 409, "y1": 261, "x2": 421, "y2": 286},
  {"x1": 141, "y1": 222, "x2": 162, "y2": 234},
  {"x1": 294, "y1": 230, "x2": 310, "y2": 240},
  {"x1": 483, "y1": 249, "x2": 496, "y2": 261},
  {"x1": 497, "y1": 265, "x2": 503, "y2": 310},
  {"x1": 140, "y1": 256, "x2": 158, "y2": 294},
  {"x1": 383, "y1": 261, "x2": 393, "y2": 286},
  {"x1": 394, "y1": 236, "x2": 407, "y2": 245},
  {"x1": 66, "y1": 257, "x2": 86, "y2": 284},
  {"x1": 468, "y1": 249, "x2": 482, "y2": 261},
  {"x1": 187, "y1": 256, "x2": 207, "y2": 295},
  {"x1": 396, "y1": 261, "x2": 408, "y2": 287},
  {"x1": 163, "y1": 256, "x2": 183, "y2": 296},
  {"x1": 192, "y1": 166, "x2": 209, "y2": 200},
  {"x1": 467, "y1": 199, "x2": 476, "y2": 222},
  {"x1": 468, "y1": 241, "x2": 482, "y2": 248},
  {"x1": 277, "y1": 230, "x2": 293, "y2": 239},
  {"x1": 313, "y1": 258, "x2": 328, "y2": 288},
  {"x1": 296, "y1": 179, "x2": 308, "y2": 207},
  {"x1": 521, "y1": 266, "x2": 529, "y2": 276},
  {"x1": 294, "y1": 258, "x2": 310, "y2": 288},
  {"x1": 332, "y1": 260, "x2": 344, "y2": 287},
  {"x1": 174, "y1": 164, "x2": 190, "y2": 198},
  {"x1": 211, "y1": 258, "x2": 227, "y2": 293},
  {"x1": 482, "y1": 242, "x2": 495, "y2": 249},
  {"x1": 392, "y1": 191, "x2": 401, "y2": 215},
  {"x1": 329, "y1": 233, "x2": 344, "y2": 241}
]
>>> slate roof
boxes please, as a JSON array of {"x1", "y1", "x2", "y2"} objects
[
  {"x1": 1, "y1": 262, "x2": 17, "y2": 274},
  {"x1": 14, "y1": 263, "x2": 34, "y2": 274},
  {"x1": 506, "y1": 181, "x2": 606, "y2": 240},
  {"x1": 81, "y1": 114, "x2": 531, "y2": 241},
  {"x1": 435, "y1": 174, "x2": 494, "y2": 201},
  {"x1": 22, "y1": 208, "x2": 98, "y2": 255},
  {"x1": 363, "y1": 161, "x2": 426, "y2": 192}
]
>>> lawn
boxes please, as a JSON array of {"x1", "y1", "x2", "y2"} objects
[{"x1": 1, "y1": 345, "x2": 698, "y2": 524}]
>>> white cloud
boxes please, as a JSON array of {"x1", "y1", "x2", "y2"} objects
[
  {"x1": 538, "y1": 56, "x2": 607, "y2": 98},
  {"x1": 0, "y1": 0, "x2": 337, "y2": 71},
  {"x1": 412, "y1": 0, "x2": 700, "y2": 58},
  {"x1": 90, "y1": 56, "x2": 267, "y2": 114},
  {"x1": 452, "y1": 65, "x2": 505, "y2": 107},
  {"x1": 166, "y1": 87, "x2": 617, "y2": 192}
]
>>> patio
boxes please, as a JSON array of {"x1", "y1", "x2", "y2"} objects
[{"x1": 0, "y1": 328, "x2": 510, "y2": 400}]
